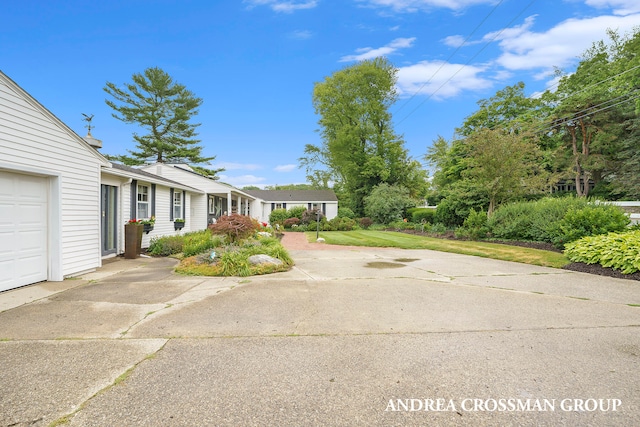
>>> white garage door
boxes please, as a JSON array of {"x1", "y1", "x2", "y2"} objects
[{"x1": 0, "y1": 171, "x2": 48, "y2": 292}]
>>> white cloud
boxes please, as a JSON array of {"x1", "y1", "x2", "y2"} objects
[
  {"x1": 356, "y1": 0, "x2": 497, "y2": 13},
  {"x1": 396, "y1": 60, "x2": 492, "y2": 99},
  {"x1": 491, "y1": 13, "x2": 640, "y2": 73},
  {"x1": 219, "y1": 174, "x2": 268, "y2": 187},
  {"x1": 274, "y1": 164, "x2": 297, "y2": 172},
  {"x1": 340, "y1": 37, "x2": 416, "y2": 62},
  {"x1": 213, "y1": 162, "x2": 262, "y2": 171},
  {"x1": 584, "y1": 0, "x2": 640, "y2": 15},
  {"x1": 289, "y1": 30, "x2": 313, "y2": 39},
  {"x1": 244, "y1": 0, "x2": 318, "y2": 13}
]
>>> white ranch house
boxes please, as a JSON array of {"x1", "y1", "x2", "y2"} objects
[{"x1": 0, "y1": 71, "x2": 338, "y2": 292}]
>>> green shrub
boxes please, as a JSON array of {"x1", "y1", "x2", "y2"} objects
[
  {"x1": 554, "y1": 204, "x2": 630, "y2": 247},
  {"x1": 564, "y1": 230, "x2": 640, "y2": 274},
  {"x1": 338, "y1": 207, "x2": 356, "y2": 219},
  {"x1": 388, "y1": 220, "x2": 415, "y2": 230},
  {"x1": 148, "y1": 235, "x2": 184, "y2": 256},
  {"x1": 409, "y1": 208, "x2": 435, "y2": 224},
  {"x1": 269, "y1": 208, "x2": 288, "y2": 225},
  {"x1": 183, "y1": 231, "x2": 222, "y2": 257},
  {"x1": 364, "y1": 183, "x2": 417, "y2": 224},
  {"x1": 328, "y1": 216, "x2": 358, "y2": 231},
  {"x1": 287, "y1": 206, "x2": 307, "y2": 220},
  {"x1": 434, "y1": 198, "x2": 464, "y2": 228},
  {"x1": 488, "y1": 197, "x2": 624, "y2": 246},
  {"x1": 456, "y1": 209, "x2": 489, "y2": 240}
]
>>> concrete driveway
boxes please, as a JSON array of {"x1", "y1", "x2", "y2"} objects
[{"x1": 0, "y1": 247, "x2": 638, "y2": 426}]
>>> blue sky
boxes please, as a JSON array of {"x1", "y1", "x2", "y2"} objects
[{"x1": 2, "y1": 0, "x2": 639, "y2": 188}]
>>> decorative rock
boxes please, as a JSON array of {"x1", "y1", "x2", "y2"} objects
[
  {"x1": 248, "y1": 254, "x2": 283, "y2": 266},
  {"x1": 316, "y1": 237, "x2": 326, "y2": 243}
]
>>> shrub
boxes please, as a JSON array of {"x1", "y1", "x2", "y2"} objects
[
  {"x1": 269, "y1": 208, "x2": 288, "y2": 225},
  {"x1": 364, "y1": 183, "x2": 417, "y2": 224},
  {"x1": 455, "y1": 209, "x2": 489, "y2": 240},
  {"x1": 283, "y1": 217, "x2": 300, "y2": 229},
  {"x1": 183, "y1": 231, "x2": 222, "y2": 257},
  {"x1": 338, "y1": 207, "x2": 356, "y2": 219},
  {"x1": 388, "y1": 220, "x2": 415, "y2": 231},
  {"x1": 328, "y1": 216, "x2": 358, "y2": 231},
  {"x1": 553, "y1": 204, "x2": 630, "y2": 247},
  {"x1": 209, "y1": 214, "x2": 259, "y2": 243},
  {"x1": 434, "y1": 198, "x2": 464, "y2": 228},
  {"x1": 148, "y1": 235, "x2": 184, "y2": 256},
  {"x1": 564, "y1": 230, "x2": 640, "y2": 274},
  {"x1": 359, "y1": 217, "x2": 373, "y2": 229},
  {"x1": 287, "y1": 206, "x2": 307, "y2": 220},
  {"x1": 488, "y1": 197, "x2": 617, "y2": 246},
  {"x1": 409, "y1": 208, "x2": 435, "y2": 224},
  {"x1": 301, "y1": 208, "x2": 325, "y2": 225}
]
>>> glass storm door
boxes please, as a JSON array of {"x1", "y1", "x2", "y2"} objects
[{"x1": 101, "y1": 185, "x2": 118, "y2": 255}]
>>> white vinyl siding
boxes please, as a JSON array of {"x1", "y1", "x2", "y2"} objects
[{"x1": 0, "y1": 75, "x2": 105, "y2": 283}]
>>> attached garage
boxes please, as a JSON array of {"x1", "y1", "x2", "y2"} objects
[
  {"x1": 0, "y1": 71, "x2": 108, "y2": 292},
  {"x1": 0, "y1": 171, "x2": 48, "y2": 291}
]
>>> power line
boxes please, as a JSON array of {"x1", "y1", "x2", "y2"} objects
[
  {"x1": 537, "y1": 90, "x2": 640, "y2": 133},
  {"x1": 395, "y1": 0, "x2": 539, "y2": 126},
  {"x1": 393, "y1": 0, "x2": 505, "y2": 114}
]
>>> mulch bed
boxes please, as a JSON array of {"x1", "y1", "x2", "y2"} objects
[{"x1": 394, "y1": 229, "x2": 639, "y2": 282}]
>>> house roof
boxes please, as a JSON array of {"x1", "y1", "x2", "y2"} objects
[
  {"x1": 103, "y1": 163, "x2": 203, "y2": 193},
  {"x1": 142, "y1": 163, "x2": 256, "y2": 199},
  {"x1": 244, "y1": 190, "x2": 338, "y2": 202}
]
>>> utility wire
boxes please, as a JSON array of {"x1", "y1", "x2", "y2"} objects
[
  {"x1": 393, "y1": 0, "x2": 505, "y2": 114},
  {"x1": 395, "y1": 0, "x2": 539, "y2": 126},
  {"x1": 536, "y1": 90, "x2": 640, "y2": 134}
]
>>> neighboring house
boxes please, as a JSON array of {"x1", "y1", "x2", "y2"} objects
[
  {"x1": 0, "y1": 71, "x2": 108, "y2": 292},
  {"x1": 244, "y1": 190, "x2": 339, "y2": 223},
  {"x1": 140, "y1": 163, "x2": 257, "y2": 227}
]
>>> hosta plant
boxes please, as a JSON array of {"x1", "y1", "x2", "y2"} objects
[{"x1": 564, "y1": 230, "x2": 640, "y2": 274}]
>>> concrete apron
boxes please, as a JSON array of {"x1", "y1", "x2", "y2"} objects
[{"x1": 0, "y1": 249, "x2": 638, "y2": 426}]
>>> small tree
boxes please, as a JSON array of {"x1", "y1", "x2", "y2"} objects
[{"x1": 364, "y1": 183, "x2": 416, "y2": 224}]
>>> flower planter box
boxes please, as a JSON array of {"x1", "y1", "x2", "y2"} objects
[
  {"x1": 174, "y1": 221, "x2": 185, "y2": 231},
  {"x1": 143, "y1": 223, "x2": 154, "y2": 234}
]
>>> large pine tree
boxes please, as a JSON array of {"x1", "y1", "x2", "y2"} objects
[{"x1": 104, "y1": 67, "x2": 219, "y2": 176}]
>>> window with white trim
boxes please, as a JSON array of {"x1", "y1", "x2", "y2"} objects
[
  {"x1": 137, "y1": 184, "x2": 150, "y2": 219},
  {"x1": 173, "y1": 191, "x2": 183, "y2": 219}
]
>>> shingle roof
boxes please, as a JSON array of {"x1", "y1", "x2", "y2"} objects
[
  {"x1": 106, "y1": 163, "x2": 202, "y2": 192},
  {"x1": 243, "y1": 190, "x2": 338, "y2": 202}
]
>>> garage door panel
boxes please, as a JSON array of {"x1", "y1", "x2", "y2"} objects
[{"x1": 0, "y1": 171, "x2": 48, "y2": 292}]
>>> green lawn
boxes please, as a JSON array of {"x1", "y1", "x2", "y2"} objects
[{"x1": 305, "y1": 230, "x2": 569, "y2": 269}]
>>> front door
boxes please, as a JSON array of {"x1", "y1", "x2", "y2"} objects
[{"x1": 101, "y1": 185, "x2": 117, "y2": 255}]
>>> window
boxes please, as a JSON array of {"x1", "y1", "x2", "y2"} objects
[
  {"x1": 275, "y1": 203, "x2": 284, "y2": 210},
  {"x1": 173, "y1": 191, "x2": 183, "y2": 219},
  {"x1": 137, "y1": 184, "x2": 149, "y2": 219}
]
